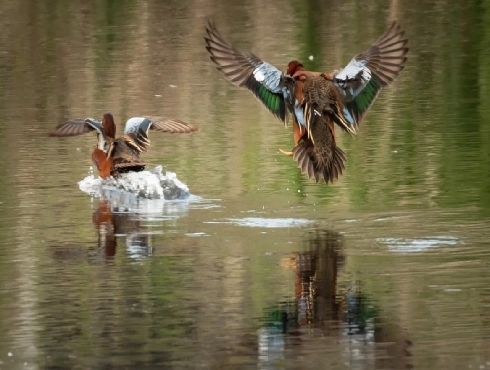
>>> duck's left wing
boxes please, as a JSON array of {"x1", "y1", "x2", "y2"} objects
[
  {"x1": 122, "y1": 117, "x2": 199, "y2": 153},
  {"x1": 142, "y1": 117, "x2": 199, "y2": 134},
  {"x1": 331, "y1": 21, "x2": 408, "y2": 132},
  {"x1": 124, "y1": 117, "x2": 199, "y2": 135},
  {"x1": 204, "y1": 22, "x2": 293, "y2": 125}
]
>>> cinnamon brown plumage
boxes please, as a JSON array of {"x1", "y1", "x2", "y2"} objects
[
  {"x1": 205, "y1": 21, "x2": 408, "y2": 184},
  {"x1": 49, "y1": 113, "x2": 199, "y2": 178}
]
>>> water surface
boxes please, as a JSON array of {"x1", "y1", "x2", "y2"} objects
[{"x1": 1, "y1": 0, "x2": 490, "y2": 369}]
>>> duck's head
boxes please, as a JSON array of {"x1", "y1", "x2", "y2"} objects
[
  {"x1": 287, "y1": 60, "x2": 305, "y2": 76},
  {"x1": 102, "y1": 113, "x2": 116, "y2": 139}
]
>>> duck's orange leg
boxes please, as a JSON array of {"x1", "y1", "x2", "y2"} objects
[
  {"x1": 293, "y1": 118, "x2": 305, "y2": 146},
  {"x1": 280, "y1": 119, "x2": 305, "y2": 156}
]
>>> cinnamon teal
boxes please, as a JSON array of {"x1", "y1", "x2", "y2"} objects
[
  {"x1": 205, "y1": 22, "x2": 408, "y2": 184},
  {"x1": 49, "y1": 113, "x2": 199, "y2": 178}
]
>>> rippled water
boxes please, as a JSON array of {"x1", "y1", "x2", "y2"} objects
[{"x1": 1, "y1": 0, "x2": 490, "y2": 369}]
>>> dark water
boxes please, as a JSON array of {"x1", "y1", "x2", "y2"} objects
[{"x1": 1, "y1": 0, "x2": 490, "y2": 369}]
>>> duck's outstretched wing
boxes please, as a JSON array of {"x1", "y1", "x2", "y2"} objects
[
  {"x1": 204, "y1": 21, "x2": 294, "y2": 125},
  {"x1": 122, "y1": 117, "x2": 199, "y2": 153},
  {"x1": 49, "y1": 118, "x2": 109, "y2": 151},
  {"x1": 331, "y1": 21, "x2": 408, "y2": 132},
  {"x1": 49, "y1": 118, "x2": 104, "y2": 137},
  {"x1": 124, "y1": 117, "x2": 199, "y2": 135}
]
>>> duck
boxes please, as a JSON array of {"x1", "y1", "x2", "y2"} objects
[
  {"x1": 49, "y1": 113, "x2": 199, "y2": 178},
  {"x1": 204, "y1": 22, "x2": 408, "y2": 184}
]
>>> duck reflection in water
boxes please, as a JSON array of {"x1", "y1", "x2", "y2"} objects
[
  {"x1": 260, "y1": 229, "x2": 412, "y2": 369},
  {"x1": 92, "y1": 200, "x2": 152, "y2": 258}
]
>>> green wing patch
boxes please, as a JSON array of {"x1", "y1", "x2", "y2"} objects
[
  {"x1": 245, "y1": 76, "x2": 287, "y2": 123},
  {"x1": 346, "y1": 75, "x2": 383, "y2": 125}
]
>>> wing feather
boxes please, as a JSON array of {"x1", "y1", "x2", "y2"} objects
[
  {"x1": 48, "y1": 118, "x2": 103, "y2": 137},
  {"x1": 204, "y1": 21, "x2": 292, "y2": 124},
  {"x1": 332, "y1": 21, "x2": 409, "y2": 131},
  {"x1": 124, "y1": 117, "x2": 199, "y2": 135}
]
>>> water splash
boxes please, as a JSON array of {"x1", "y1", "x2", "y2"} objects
[
  {"x1": 377, "y1": 236, "x2": 459, "y2": 253},
  {"x1": 205, "y1": 217, "x2": 315, "y2": 228},
  {"x1": 78, "y1": 165, "x2": 190, "y2": 200}
]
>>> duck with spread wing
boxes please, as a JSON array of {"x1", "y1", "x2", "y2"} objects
[
  {"x1": 205, "y1": 22, "x2": 408, "y2": 184},
  {"x1": 49, "y1": 113, "x2": 199, "y2": 178}
]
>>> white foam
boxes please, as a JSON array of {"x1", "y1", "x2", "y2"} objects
[{"x1": 78, "y1": 165, "x2": 190, "y2": 200}]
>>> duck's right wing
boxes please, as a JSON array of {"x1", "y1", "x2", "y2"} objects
[{"x1": 204, "y1": 22, "x2": 294, "y2": 125}]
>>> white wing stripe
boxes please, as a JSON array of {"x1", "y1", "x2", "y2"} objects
[
  {"x1": 124, "y1": 117, "x2": 146, "y2": 134},
  {"x1": 252, "y1": 62, "x2": 283, "y2": 93}
]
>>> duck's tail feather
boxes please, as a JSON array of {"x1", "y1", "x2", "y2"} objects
[{"x1": 292, "y1": 141, "x2": 346, "y2": 184}]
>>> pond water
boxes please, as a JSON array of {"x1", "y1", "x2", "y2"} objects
[{"x1": 1, "y1": 0, "x2": 490, "y2": 369}]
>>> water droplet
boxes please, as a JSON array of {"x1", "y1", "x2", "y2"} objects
[
  {"x1": 308, "y1": 55, "x2": 314, "y2": 61},
  {"x1": 8, "y1": 352, "x2": 13, "y2": 357}
]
